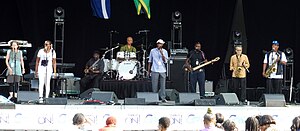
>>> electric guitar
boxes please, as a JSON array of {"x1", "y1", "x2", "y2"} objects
[{"x1": 187, "y1": 57, "x2": 220, "y2": 71}]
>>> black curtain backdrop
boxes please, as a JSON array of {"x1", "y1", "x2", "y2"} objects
[{"x1": 0, "y1": 0, "x2": 299, "y2": 89}]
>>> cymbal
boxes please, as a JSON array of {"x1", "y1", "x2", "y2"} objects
[{"x1": 100, "y1": 47, "x2": 109, "y2": 50}]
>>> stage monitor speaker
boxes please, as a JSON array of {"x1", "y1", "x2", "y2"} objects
[
  {"x1": 164, "y1": 89, "x2": 179, "y2": 101},
  {"x1": 80, "y1": 88, "x2": 100, "y2": 99},
  {"x1": 194, "y1": 99, "x2": 216, "y2": 106},
  {"x1": 17, "y1": 91, "x2": 39, "y2": 102},
  {"x1": 45, "y1": 97, "x2": 68, "y2": 105},
  {"x1": 136, "y1": 92, "x2": 159, "y2": 103},
  {"x1": 216, "y1": 93, "x2": 239, "y2": 105},
  {"x1": 169, "y1": 58, "x2": 187, "y2": 92},
  {"x1": 178, "y1": 93, "x2": 199, "y2": 104},
  {"x1": 91, "y1": 91, "x2": 118, "y2": 103},
  {"x1": 259, "y1": 94, "x2": 286, "y2": 107},
  {"x1": 124, "y1": 98, "x2": 145, "y2": 105}
]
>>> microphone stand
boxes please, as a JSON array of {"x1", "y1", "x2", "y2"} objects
[{"x1": 12, "y1": 49, "x2": 18, "y2": 101}]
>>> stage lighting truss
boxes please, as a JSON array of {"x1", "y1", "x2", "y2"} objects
[
  {"x1": 54, "y1": 7, "x2": 65, "y2": 21},
  {"x1": 284, "y1": 47, "x2": 293, "y2": 62}
]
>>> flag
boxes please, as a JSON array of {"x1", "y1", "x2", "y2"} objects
[
  {"x1": 91, "y1": 0, "x2": 111, "y2": 19},
  {"x1": 133, "y1": 0, "x2": 151, "y2": 19}
]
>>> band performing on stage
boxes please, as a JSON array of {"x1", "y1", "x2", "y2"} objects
[{"x1": 0, "y1": 37, "x2": 294, "y2": 104}]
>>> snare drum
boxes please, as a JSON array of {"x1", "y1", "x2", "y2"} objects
[{"x1": 117, "y1": 61, "x2": 138, "y2": 80}]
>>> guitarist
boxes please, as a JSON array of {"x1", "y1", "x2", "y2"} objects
[
  {"x1": 185, "y1": 42, "x2": 207, "y2": 97},
  {"x1": 80, "y1": 51, "x2": 104, "y2": 94}
]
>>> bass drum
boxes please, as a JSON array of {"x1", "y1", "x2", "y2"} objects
[{"x1": 117, "y1": 61, "x2": 138, "y2": 80}]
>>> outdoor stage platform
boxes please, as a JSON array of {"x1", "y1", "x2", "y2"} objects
[{"x1": 0, "y1": 99, "x2": 300, "y2": 130}]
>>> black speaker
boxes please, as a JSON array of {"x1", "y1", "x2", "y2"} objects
[
  {"x1": 45, "y1": 97, "x2": 68, "y2": 105},
  {"x1": 194, "y1": 99, "x2": 216, "y2": 106},
  {"x1": 259, "y1": 94, "x2": 286, "y2": 107},
  {"x1": 80, "y1": 88, "x2": 100, "y2": 99},
  {"x1": 124, "y1": 98, "x2": 145, "y2": 105},
  {"x1": 169, "y1": 58, "x2": 188, "y2": 92},
  {"x1": 215, "y1": 93, "x2": 239, "y2": 105},
  {"x1": 91, "y1": 91, "x2": 118, "y2": 103},
  {"x1": 164, "y1": 89, "x2": 179, "y2": 101},
  {"x1": 136, "y1": 92, "x2": 159, "y2": 103},
  {"x1": 17, "y1": 91, "x2": 39, "y2": 102},
  {"x1": 178, "y1": 93, "x2": 200, "y2": 104}
]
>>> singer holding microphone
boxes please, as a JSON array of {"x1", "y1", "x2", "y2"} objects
[
  {"x1": 35, "y1": 40, "x2": 56, "y2": 103},
  {"x1": 148, "y1": 39, "x2": 168, "y2": 102},
  {"x1": 5, "y1": 41, "x2": 25, "y2": 100},
  {"x1": 230, "y1": 45, "x2": 250, "y2": 103}
]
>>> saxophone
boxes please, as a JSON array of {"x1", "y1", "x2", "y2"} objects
[{"x1": 264, "y1": 59, "x2": 278, "y2": 78}]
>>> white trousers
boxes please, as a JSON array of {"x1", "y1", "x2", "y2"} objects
[{"x1": 38, "y1": 72, "x2": 52, "y2": 98}]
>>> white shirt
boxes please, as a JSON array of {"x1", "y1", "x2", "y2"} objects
[
  {"x1": 263, "y1": 51, "x2": 287, "y2": 79},
  {"x1": 37, "y1": 49, "x2": 56, "y2": 74}
]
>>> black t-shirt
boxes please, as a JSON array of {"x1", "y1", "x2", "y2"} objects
[
  {"x1": 86, "y1": 58, "x2": 105, "y2": 74},
  {"x1": 187, "y1": 50, "x2": 206, "y2": 68}
]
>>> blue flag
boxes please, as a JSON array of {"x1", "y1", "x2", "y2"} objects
[{"x1": 91, "y1": 0, "x2": 111, "y2": 19}]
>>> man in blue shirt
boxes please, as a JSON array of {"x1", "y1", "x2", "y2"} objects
[{"x1": 148, "y1": 39, "x2": 169, "y2": 102}]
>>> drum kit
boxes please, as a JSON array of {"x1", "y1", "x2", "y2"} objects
[{"x1": 101, "y1": 45, "x2": 147, "y2": 80}]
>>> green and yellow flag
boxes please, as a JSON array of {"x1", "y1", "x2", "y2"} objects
[{"x1": 133, "y1": 0, "x2": 151, "y2": 19}]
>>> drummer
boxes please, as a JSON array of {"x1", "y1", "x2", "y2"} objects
[{"x1": 120, "y1": 37, "x2": 136, "y2": 53}]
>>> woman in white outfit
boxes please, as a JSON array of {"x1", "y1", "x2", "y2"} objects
[{"x1": 35, "y1": 40, "x2": 56, "y2": 103}]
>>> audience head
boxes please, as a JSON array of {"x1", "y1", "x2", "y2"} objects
[
  {"x1": 259, "y1": 115, "x2": 276, "y2": 131},
  {"x1": 158, "y1": 117, "x2": 170, "y2": 131},
  {"x1": 72, "y1": 113, "x2": 86, "y2": 126},
  {"x1": 291, "y1": 116, "x2": 300, "y2": 131},
  {"x1": 245, "y1": 116, "x2": 259, "y2": 131},
  {"x1": 203, "y1": 108, "x2": 216, "y2": 126},
  {"x1": 106, "y1": 116, "x2": 117, "y2": 126},
  {"x1": 222, "y1": 119, "x2": 237, "y2": 131}
]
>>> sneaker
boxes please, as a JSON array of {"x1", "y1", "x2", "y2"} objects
[
  {"x1": 162, "y1": 99, "x2": 168, "y2": 103},
  {"x1": 38, "y1": 97, "x2": 44, "y2": 104}
]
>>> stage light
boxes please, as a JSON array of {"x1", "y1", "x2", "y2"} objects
[
  {"x1": 172, "y1": 11, "x2": 182, "y2": 22},
  {"x1": 54, "y1": 7, "x2": 65, "y2": 20},
  {"x1": 284, "y1": 47, "x2": 293, "y2": 62}
]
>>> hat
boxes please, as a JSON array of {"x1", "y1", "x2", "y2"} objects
[
  {"x1": 272, "y1": 40, "x2": 279, "y2": 46},
  {"x1": 156, "y1": 39, "x2": 165, "y2": 44}
]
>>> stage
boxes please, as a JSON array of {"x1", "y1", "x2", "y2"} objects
[{"x1": 0, "y1": 99, "x2": 300, "y2": 130}]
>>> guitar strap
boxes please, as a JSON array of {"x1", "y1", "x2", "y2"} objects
[{"x1": 91, "y1": 59, "x2": 100, "y2": 68}]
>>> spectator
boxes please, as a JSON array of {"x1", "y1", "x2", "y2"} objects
[
  {"x1": 291, "y1": 116, "x2": 300, "y2": 131},
  {"x1": 72, "y1": 113, "x2": 92, "y2": 131},
  {"x1": 216, "y1": 113, "x2": 225, "y2": 129},
  {"x1": 222, "y1": 120, "x2": 238, "y2": 131},
  {"x1": 200, "y1": 108, "x2": 223, "y2": 131},
  {"x1": 99, "y1": 116, "x2": 118, "y2": 131},
  {"x1": 245, "y1": 116, "x2": 259, "y2": 131},
  {"x1": 158, "y1": 117, "x2": 171, "y2": 131},
  {"x1": 259, "y1": 115, "x2": 278, "y2": 131}
]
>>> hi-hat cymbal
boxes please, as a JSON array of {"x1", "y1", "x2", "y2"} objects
[{"x1": 100, "y1": 47, "x2": 109, "y2": 50}]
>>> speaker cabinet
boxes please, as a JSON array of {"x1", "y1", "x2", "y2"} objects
[
  {"x1": 91, "y1": 91, "x2": 118, "y2": 103},
  {"x1": 178, "y1": 93, "x2": 200, "y2": 104},
  {"x1": 17, "y1": 91, "x2": 39, "y2": 102},
  {"x1": 124, "y1": 98, "x2": 145, "y2": 105},
  {"x1": 260, "y1": 94, "x2": 286, "y2": 107},
  {"x1": 80, "y1": 88, "x2": 100, "y2": 99},
  {"x1": 45, "y1": 98, "x2": 68, "y2": 105},
  {"x1": 215, "y1": 93, "x2": 239, "y2": 105},
  {"x1": 169, "y1": 58, "x2": 188, "y2": 92},
  {"x1": 136, "y1": 92, "x2": 159, "y2": 103},
  {"x1": 165, "y1": 89, "x2": 179, "y2": 101}
]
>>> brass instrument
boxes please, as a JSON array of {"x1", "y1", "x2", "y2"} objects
[{"x1": 264, "y1": 59, "x2": 278, "y2": 78}]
